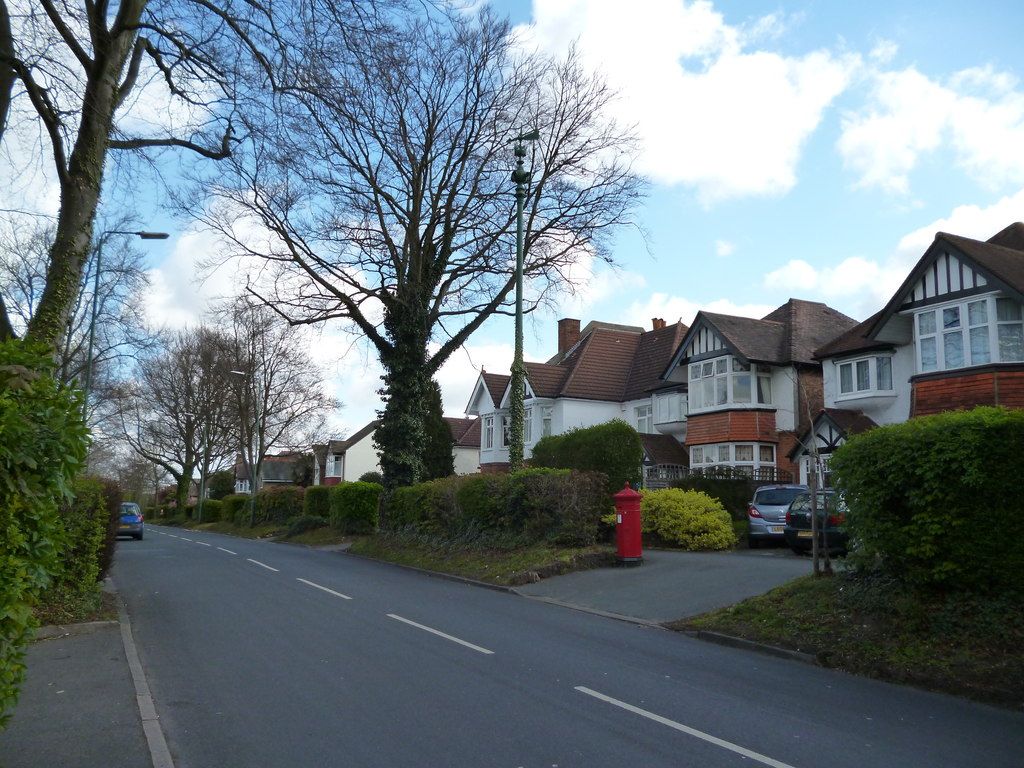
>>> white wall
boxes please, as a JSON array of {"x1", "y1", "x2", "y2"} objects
[
  {"x1": 343, "y1": 435, "x2": 381, "y2": 481},
  {"x1": 821, "y1": 346, "x2": 914, "y2": 427}
]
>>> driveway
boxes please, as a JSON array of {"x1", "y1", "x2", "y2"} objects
[{"x1": 513, "y1": 548, "x2": 813, "y2": 624}]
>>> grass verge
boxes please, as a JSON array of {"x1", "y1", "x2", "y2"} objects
[
  {"x1": 669, "y1": 570, "x2": 1024, "y2": 710},
  {"x1": 349, "y1": 531, "x2": 615, "y2": 586},
  {"x1": 33, "y1": 586, "x2": 119, "y2": 627}
]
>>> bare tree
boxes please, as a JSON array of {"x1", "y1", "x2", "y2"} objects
[
  {"x1": 198, "y1": 5, "x2": 646, "y2": 492},
  {"x1": 0, "y1": 0, "x2": 282, "y2": 348},
  {"x1": 222, "y1": 298, "x2": 340, "y2": 511}
]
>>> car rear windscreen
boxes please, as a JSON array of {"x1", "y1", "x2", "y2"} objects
[{"x1": 754, "y1": 489, "x2": 804, "y2": 506}]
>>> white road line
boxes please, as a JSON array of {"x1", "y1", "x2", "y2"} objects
[
  {"x1": 575, "y1": 687, "x2": 796, "y2": 768},
  {"x1": 247, "y1": 558, "x2": 279, "y2": 572},
  {"x1": 387, "y1": 614, "x2": 494, "y2": 655},
  {"x1": 167, "y1": 534, "x2": 179, "y2": 538},
  {"x1": 195, "y1": 541, "x2": 211, "y2": 547},
  {"x1": 180, "y1": 537, "x2": 193, "y2": 542},
  {"x1": 217, "y1": 547, "x2": 237, "y2": 555},
  {"x1": 297, "y1": 578, "x2": 353, "y2": 600}
]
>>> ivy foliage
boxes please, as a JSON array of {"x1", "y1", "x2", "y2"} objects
[
  {"x1": 0, "y1": 340, "x2": 89, "y2": 727},
  {"x1": 831, "y1": 406, "x2": 1024, "y2": 593}
]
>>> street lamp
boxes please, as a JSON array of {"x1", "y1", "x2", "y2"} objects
[
  {"x1": 508, "y1": 129, "x2": 539, "y2": 472},
  {"x1": 229, "y1": 369, "x2": 261, "y2": 526},
  {"x1": 83, "y1": 230, "x2": 169, "y2": 413}
]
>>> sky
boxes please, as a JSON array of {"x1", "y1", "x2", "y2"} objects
[{"x1": 133, "y1": 0, "x2": 1024, "y2": 440}]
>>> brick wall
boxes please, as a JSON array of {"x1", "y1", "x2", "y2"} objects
[
  {"x1": 685, "y1": 410, "x2": 778, "y2": 444},
  {"x1": 912, "y1": 369, "x2": 1024, "y2": 417}
]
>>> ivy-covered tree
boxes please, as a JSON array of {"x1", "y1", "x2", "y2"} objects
[{"x1": 422, "y1": 380, "x2": 454, "y2": 481}]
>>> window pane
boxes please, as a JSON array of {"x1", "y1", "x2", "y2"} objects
[
  {"x1": 734, "y1": 445, "x2": 753, "y2": 462},
  {"x1": 998, "y1": 323, "x2": 1024, "y2": 361},
  {"x1": 968, "y1": 300, "x2": 988, "y2": 326},
  {"x1": 524, "y1": 409, "x2": 532, "y2": 442},
  {"x1": 702, "y1": 379, "x2": 715, "y2": 407},
  {"x1": 718, "y1": 445, "x2": 730, "y2": 462},
  {"x1": 839, "y1": 364, "x2": 852, "y2": 393},
  {"x1": 715, "y1": 357, "x2": 727, "y2": 374},
  {"x1": 944, "y1": 331, "x2": 964, "y2": 368},
  {"x1": 759, "y1": 445, "x2": 774, "y2": 462},
  {"x1": 997, "y1": 298, "x2": 1023, "y2": 322},
  {"x1": 943, "y1": 307, "x2": 961, "y2": 330},
  {"x1": 757, "y1": 375, "x2": 772, "y2": 404},
  {"x1": 918, "y1": 311, "x2": 936, "y2": 335},
  {"x1": 970, "y1": 327, "x2": 991, "y2": 365},
  {"x1": 691, "y1": 447, "x2": 703, "y2": 463},
  {"x1": 732, "y1": 358, "x2": 749, "y2": 372},
  {"x1": 921, "y1": 337, "x2": 937, "y2": 371},
  {"x1": 690, "y1": 364, "x2": 701, "y2": 380},
  {"x1": 702, "y1": 362, "x2": 714, "y2": 377},
  {"x1": 715, "y1": 376, "x2": 728, "y2": 405},
  {"x1": 876, "y1": 357, "x2": 892, "y2": 389},
  {"x1": 856, "y1": 360, "x2": 870, "y2": 390},
  {"x1": 733, "y1": 373, "x2": 751, "y2": 403}
]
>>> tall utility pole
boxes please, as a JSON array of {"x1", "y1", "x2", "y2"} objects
[{"x1": 508, "y1": 130, "x2": 539, "y2": 473}]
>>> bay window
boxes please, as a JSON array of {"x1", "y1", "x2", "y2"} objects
[
  {"x1": 837, "y1": 356, "x2": 893, "y2": 397},
  {"x1": 688, "y1": 356, "x2": 772, "y2": 411},
  {"x1": 916, "y1": 296, "x2": 1024, "y2": 373}
]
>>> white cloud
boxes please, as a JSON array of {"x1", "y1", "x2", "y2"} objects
[
  {"x1": 838, "y1": 64, "x2": 1024, "y2": 193},
  {"x1": 624, "y1": 292, "x2": 775, "y2": 327},
  {"x1": 714, "y1": 239, "x2": 735, "y2": 257},
  {"x1": 525, "y1": 0, "x2": 860, "y2": 203}
]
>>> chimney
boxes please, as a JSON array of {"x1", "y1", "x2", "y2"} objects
[
  {"x1": 652, "y1": 318, "x2": 666, "y2": 330},
  {"x1": 558, "y1": 318, "x2": 581, "y2": 355}
]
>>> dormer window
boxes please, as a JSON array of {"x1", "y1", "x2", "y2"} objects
[{"x1": 688, "y1": 356, "x2": 772, "y2": 411}]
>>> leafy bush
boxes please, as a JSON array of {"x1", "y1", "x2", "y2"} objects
[
  {"x1": 530, "y1": 419, "x2": 640, "y2": 496},
  {"x1": 671, "y1": 473, "x2": 758, "y2": 522},
  {"x1": 640, "y1": 488, "x2": 736, "y2": 550},
  {"x1": 221, "y1": 494, "x2": 250, "y2": 524},
  {"x1": 254, "y1": 486, "x2": 305, "y2": 525},
  {"x1": 831, "y1": 406, "x2": 1024, "y2": 593},
  {"x1": 0, "y1": 340, "x2": 88, "y2": 726},
  {"x1": 94, "y1": 478, "x2": 123, "y2": 580},
  {"x1": 197, "y1": 498, "x2": 222, "y2": 523},
  {"x1": 329, "y1": 482, "x2": 381, "y2": 534},
  {"x1": 303, "y1": 485, "x2": 331, "y2": 519},
  {"x1": 286, "y1": 514, "x2": 328, "y2": 537},
  {"x1": 358, "y1": 471, "x2": 384, "y2": 485},
  {"x1": 453, "y1": 474, "x2": 511, "y2": 531}
]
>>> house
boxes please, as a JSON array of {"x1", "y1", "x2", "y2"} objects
[
  {"x1": 234, "y1": 451, "x2": 309, "y2": 493},
  {"x1": 312, "y1": 416, "x2": 482, "y2": 483},
  {"x1": 793, "y1": 222, "x2": 1024, "y2": 484},
  {"x1": 466, "y1": 317, "x2": 689, "y2": 475},
  {"x1": 661, "y1": 299, "x2": 859, "y2": 482}
]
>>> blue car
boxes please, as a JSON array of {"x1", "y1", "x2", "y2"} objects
[{"x1": 119, "y1": 502, "x2": 145, "y2": 540}]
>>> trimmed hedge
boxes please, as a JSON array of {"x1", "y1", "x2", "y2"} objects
[
  {"x1": 221, "y1": 494, "x2": 250, "y2": 524},
  {"x1": 530, "y1": 419, "x2": 641, "y2": 496},
  {"x1": 0, "y1": 340, "x2": 89, "y2": 727},
  {"x1": 382, "y1": 469, "x2": 608, "y2": 546},
  {"x1": 329, "y1": 482, "x2": 381, "y2": 534},
  {"x1": 303, "y1": 485, "x2": 331, "y2": 519},
  {"x1": 831, "y1": 406, "x2": 1024, "y2": 593},
  {"x1": 640, "y1": 488, "x2": 736, "y2": 550},
  {"x1": 197, "y1": 498, "x2": 222, "y2": 523},
  {"x1": 254, "y1": 486, "x2": 304, "y2": 525}
]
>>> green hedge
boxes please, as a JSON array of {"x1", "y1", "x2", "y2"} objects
[
  {"x1": 382, "y1": 469, "x2": 608, "y2": 546},
  {"x1": 329, "y1": 482, "x2": 381, "y2": 534},
  {"x1": 221, "y1": 494, "x2": 250, "y2": 524},
  {"x1": 831, "y1": 406, "x2": 1024, "y2": 593},
  {"x1": 254, "y1": 486, "x2": 304, "y2": 525},
  {"x1": 671, "y1": 472, "x2": 760, "y2": 522},
  {"x1": 530, "y1": 419, "x2": 640, "y2": 496},
  {"x1": 197, "y1": 498, "x2": 222, "y2": 523},
  {"x1": 0, "y1": 340, "x2": 89, "y2": 726},
  {"x1": 304, "y1": 485, "x2": 331, "y2": 519}
]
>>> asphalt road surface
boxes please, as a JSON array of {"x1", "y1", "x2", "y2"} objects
[{"x1": 110, "y1": 527, "x2": 1024, "y2": 767}]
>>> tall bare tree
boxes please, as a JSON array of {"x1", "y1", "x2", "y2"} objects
[
  {"x1": 0, "y1": 0, "x2": 282, "y2": 348},
  {"x1": 198, "y1": 5, "x2": 646, "y2": 493}
]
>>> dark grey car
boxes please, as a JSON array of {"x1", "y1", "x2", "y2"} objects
[{"x1": 747, "y1": 484, "x2": 808, "y2": 547}]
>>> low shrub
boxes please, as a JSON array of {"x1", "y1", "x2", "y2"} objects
[
  {"x1": 530, "y1": 419, "x2": 642, "y2": 496},
  {"x1": 641, "y1": 488, "x2": 736, "y2": 550},
  {"x1": 358, "y1": 471, "x2": 384, "y2": 485},
  {"x1": 330, "y1": 482, "x2": 381, "y2": 534},
  {"x1": 671, "y1": 472, "x2": 758, "y2": 521},
  {"x1": 254, "y1": 486, "x2": 304, "y2": 525},
  {"x1": 453, "y1": 474, "x2": 511, "y2": 531},
  {"x1": 197, "y1": 498, "x2": 222, "y2": 523},
  {"x1": 286, "y1": 514, "x2": 329, "y2": 537}
]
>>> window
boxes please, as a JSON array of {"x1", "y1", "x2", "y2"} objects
[
  {"x1": 635, "y1": 404, "x2": 653, "y2": 433},
  {"x1": 656, "y1": 392, "x2": 685, "y2": 423},
  {"x1": 524, "y1": 407, "x2": 533, "y2": 443},
  {"x1": 484, "y1": 416, "x2": 494, "y2": 449},
  {"x1": 541, "y1": 406, "x2": 553, "y2": 437},
  {"x1": 501, "y1": 415, "x2": 510, "y2": 447},
  {"x1": 837, "y1": 356, "x2": 894, "y2": 397},
  {"x1": 916, "y1": 296, "x2": 1024, "y2": 372},
  {"x1": 688, "y1": 356, "x2": 772, "y2": 411},
  {"x1": 690, "y1": 442, "x2": 776, "y2": 474},
  {"x1": 325, "y1": 453, "x2": 342, "y2": 478}
]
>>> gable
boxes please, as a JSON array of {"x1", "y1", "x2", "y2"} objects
[{"x1": 898, "y1": 248, "x2": 989, "y2": 310}]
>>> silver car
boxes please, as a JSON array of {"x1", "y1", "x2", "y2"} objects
[{"x1": 747, "y1": 484, "x2": 808, "y2": 548}]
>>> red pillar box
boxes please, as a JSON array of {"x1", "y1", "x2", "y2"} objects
[{"x1": 612, "y1": 483, "x2": 643, "y2": 566}]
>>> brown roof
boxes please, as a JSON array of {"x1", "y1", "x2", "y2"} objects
[
  {"x1": 641, "y1": 433, "x2": 689, "y2": 466},
  {"x1": 481, "y1": 372, "x2": 510, "y2": 406},
  {"x1": 814, "y1": 310, "x2": 895, "y2": 359},
  {"x1": 822, "y1": 408, "x2": 879, "y2": 436},
  {"x1": 560, "y1": 327, "x2": 642, "y2": 400},
  {"x1": 444, "y1": 417, "x2": 481, "y2": 447},
  {"x1": 623, "y1": 322, "x2": 690, "y2": 400}
]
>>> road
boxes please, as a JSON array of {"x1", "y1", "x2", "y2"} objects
[{"x1": 111, "y1": 526, "x2": 1024, "y2": 767}]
